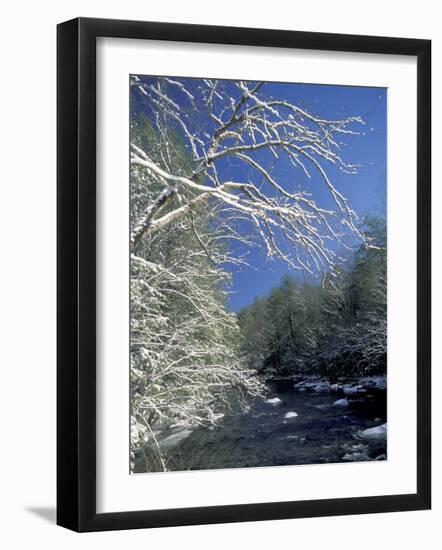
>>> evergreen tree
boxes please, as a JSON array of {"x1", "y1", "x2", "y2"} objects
[{"x1": 237, "y1": 217, "x2": 387, "y2": 379}]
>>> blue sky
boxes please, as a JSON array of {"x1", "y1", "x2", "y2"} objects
[
  {"x1": 224, "y1": 82, "x2": 387, "y2": 311},
  {"x1": 132, "y1": 77, "x2": 387, "y2": 312}
]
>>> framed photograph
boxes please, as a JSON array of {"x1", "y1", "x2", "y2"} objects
[{"x1": 57, "y1": 17, "x2": 431, "y2": 532}]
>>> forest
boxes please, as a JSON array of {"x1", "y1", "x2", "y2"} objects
[
  {"x1": 237, "y1": 217, "x2": 386, "y2": 380},
  {"x1": 129, "y1": 76, "x2": 387, "y2": 472}
]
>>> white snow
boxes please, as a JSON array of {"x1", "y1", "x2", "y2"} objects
[
  {"x1": 284, "y1": 411, "x2": 298, "y2": 418},
  {"x1": 360, "y1": 423, "x2": 387, "y2": 440},
  {"x1": 149, "y1": 84, "x2": 181, "y2": 110},
  {"x1": 159, "y1": 429, "x2": 193, "y2": 450},
  {"x1": 332, "y1": 398, "x2": 349, "y2": 407},
  {"x1": 265, "y1": 397, "x2": 282, "y2": 405}
]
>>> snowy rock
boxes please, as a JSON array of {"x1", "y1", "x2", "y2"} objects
[
  {"x1": 343, "y1": 384, "x2": 366, "y2": 396},
  {"x1": 360, "y1": 423, "x2": 387, "y2": 440},
  {"x1": 294, "y1": 377, "x2": 317, "y2": 388},
  {"x1": 312, "y1": 381, "x2": 331, "y2": 393},
  {"x1": 284, "y1": 411, "x2": 298, "y2": 418},
  {"x1": 333, "y1": 398, "x2": 349, "y2": 407},
  {"x1": 159, "y1": 429, "x2": 193, "y2": 450},
  {"x1": 294, "y1": 378, "x2": 331, "y2": 392},
  {"x1": 265, "y1": 397, "x2": 282, "y2": 405},
  {"x1": 360, "y1": 376, "x2": 387, "y2": 391}
]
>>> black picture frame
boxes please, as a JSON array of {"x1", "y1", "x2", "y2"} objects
[{"x1": 57, "y1": 17, "x2": 431, "y2": 532}]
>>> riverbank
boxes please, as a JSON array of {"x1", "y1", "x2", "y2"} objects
[
  {"x1": 289, "y1": 374, "x2": 386, "y2": 394},
  {"x1": 133, "y1": 376, "x2": 387, "y2": 473}
]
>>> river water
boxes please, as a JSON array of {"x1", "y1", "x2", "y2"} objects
[{"x1": 160, "y1": 379, "x2": 387, "y2": 472}]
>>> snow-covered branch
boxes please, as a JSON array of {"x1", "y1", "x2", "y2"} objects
[{"x1": 130, "y1": 77, "x2": 365, "y2": 273}]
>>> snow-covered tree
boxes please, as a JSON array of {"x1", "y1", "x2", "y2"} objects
[
  {"x1": 130, "y1": 76, "x2": 366, "y2": 274},
  {"x1": 130, "y1": 114, "x2": 262, "y2": 471}
]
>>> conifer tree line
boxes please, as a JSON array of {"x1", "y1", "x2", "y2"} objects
[{"x1": 237, "y1": 218, "x2": 386, "y2": 379}]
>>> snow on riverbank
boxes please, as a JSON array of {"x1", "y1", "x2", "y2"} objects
[
  {"x1": 293, "y1": 375, "x2": 386, "y2": 396},
  {"x1": 159, "y1": 429, "x2": 194, "y2": 450}
]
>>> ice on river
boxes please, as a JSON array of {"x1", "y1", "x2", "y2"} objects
[{"x1": 284, "y1": 411, "x2": 298, "y2": 418}]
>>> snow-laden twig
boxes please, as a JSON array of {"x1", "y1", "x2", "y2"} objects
[{"x1": 131, "y1": 77, "x2": 366, "y2": 273}]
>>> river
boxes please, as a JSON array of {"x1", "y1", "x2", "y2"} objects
[{"x1": 151, "y1": 378, "x2": 387, "y2": 472}]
